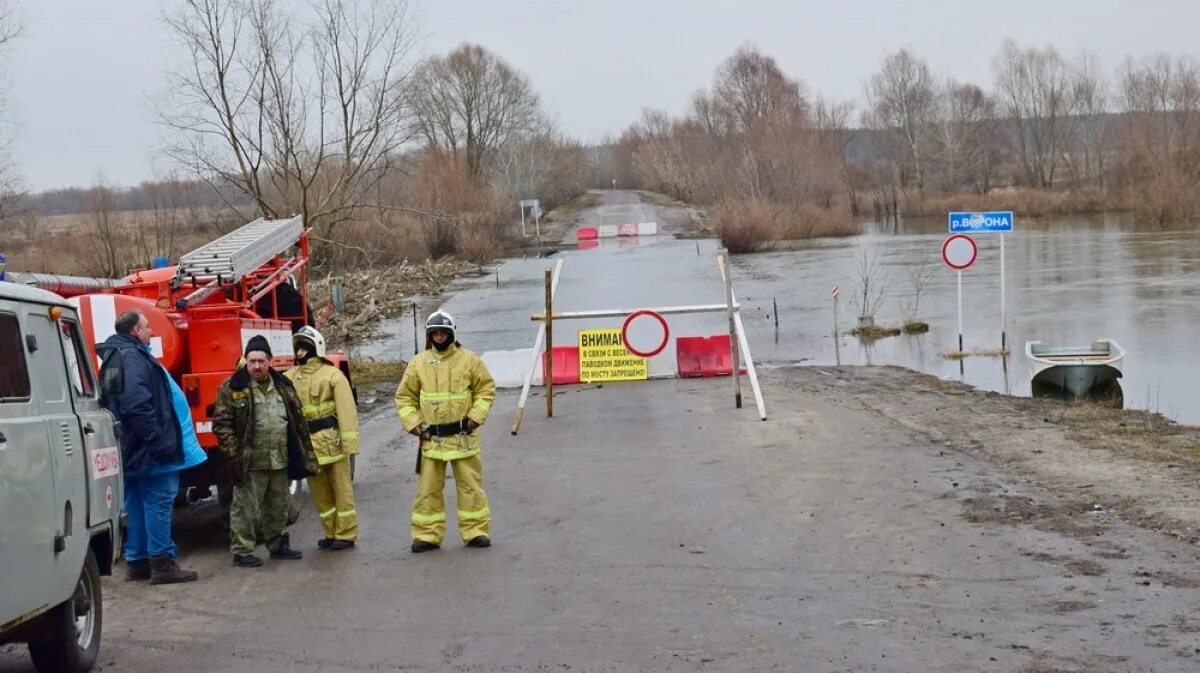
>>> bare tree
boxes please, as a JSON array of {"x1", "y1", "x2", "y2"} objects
[
  {"x1": 865, "y1": 49, "x2": 936, "y2": 196},
  {"x1": 898, "y1": 255, "x2": 936, "y2": 324},
  {"x1": 409, "y1": 43, "x2": 541, "y2": 176},
  {"x1": 930, "y1": 80, "x2": 997, "y2": 192},
  {"x1": 1117, "y1": 54, "x2": 1200, "y2": 222},
  {"x1": 487, "y1": 127, "x2": 587, "y2": 207},
  {"x1": 0, "y1": 0, "x2": 24, "y2": 222},
  {"x1": 131, "y1": 176, "x2": 209, "y2": 262},
  {"x1": 711, "y1": 46, "x2": 807, "y2": 134},
  {"x1": 812, "y1": 96, "x2": 858, "y2": 211},
  {"x1": 84, "y1": 178, "x2": 128, "y2": 278},
  {"x1": 158, "y1": 0, "x2": 418, "y2": 242},
  {"x1": 992, "y1": 39, "x2": 1075, "y2": 188},
  {"x1": 850, "y1": 243, "x2": 888, "y2": 325},
  {"x1": 1065, "y1": 51, "x2": 1111, "y2": 188}
]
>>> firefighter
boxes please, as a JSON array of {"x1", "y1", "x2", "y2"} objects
[
  {"x1": 285, "y1": 326, "x2": 360, "y2": 550},
  {"x1": 395, "y1": 310, "x2": 497, "y2": 553}
]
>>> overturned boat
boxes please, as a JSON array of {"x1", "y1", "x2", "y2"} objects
[{"x1": 1025, "y1": 338, "x2": 1125, "y2": 400}]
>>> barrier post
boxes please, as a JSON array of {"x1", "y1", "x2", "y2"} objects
[
  {"x1": 512, "y1": 259, "x2": 563, "y2": 435},
  {"x1": 545, "y1": 266, "x2": 554, "y2": 418},
  {"x1": 720, "y1": 250, "x2": 743, "y2": 409}
]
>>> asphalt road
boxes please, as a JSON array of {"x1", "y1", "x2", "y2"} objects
[{"x1": 5, "y1": 367, "x2": 1200, "y2": 672}]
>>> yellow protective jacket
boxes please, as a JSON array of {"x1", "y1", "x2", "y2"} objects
[
  {"x1": 284, "y1": 359, "x2": 359, "y2": 465},
  {"x1": 395, "y1": 344, "x2": 496, "y2": 461}
]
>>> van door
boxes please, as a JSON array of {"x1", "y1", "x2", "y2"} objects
[
  {"x1": 58, "y1": 316, "x2": 122, "y2": 533},
  {"x1": 22, "y1": 310, "x2": 88, "y2": 608},
  {"x1": 0, "y1": 308, "x2": 55, "y2": 624}
]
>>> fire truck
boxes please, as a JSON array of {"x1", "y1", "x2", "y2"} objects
[{"x1": 14, "y1": 216, "x2": 351, "y2": 509}]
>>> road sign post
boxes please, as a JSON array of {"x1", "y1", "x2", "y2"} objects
[
  {"x1": 1000, "y1": 233, "x2": 1006, "y2": 350},
  {"x1": 948, "y1": 211, "x2": 1013, "y2": 350},
  {"x1": 942, "y1": 234, "x2": 978, "y2": 352},
  {"x1": 832, "y1": 285, "x2": 841, "y2": 366},
  {"x1": 519, "y1": 199, "x2": 542, "y2": 240}
]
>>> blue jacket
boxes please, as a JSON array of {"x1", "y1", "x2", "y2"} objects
[
  {"x1": 140, "y1": 372, "x2": 208, "y2": 476},
  {"x1": 96, "y1": 333, "x2": 184, "y2": 476}
]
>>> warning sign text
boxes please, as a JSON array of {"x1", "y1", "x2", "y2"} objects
[{"x1": 578, "y1": 328, "x2": 648, "y2": 383}]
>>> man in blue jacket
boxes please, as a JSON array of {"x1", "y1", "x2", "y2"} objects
[{"x1": 97, "y1": 309, "x2": 201, "y2": 584}]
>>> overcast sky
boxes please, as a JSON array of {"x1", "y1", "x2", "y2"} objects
[{"x1": 5, "y1": 0, "x2": 1199, "y2": 191}]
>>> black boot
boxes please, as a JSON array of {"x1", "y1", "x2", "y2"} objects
[
  {"x1": 329, "y1": 540, "x2": 355, "y2": 550},
  {"x1": 270, "y1": 534, "x2": 303, "y2": 560},
  {"x1": 125, "y1": 559, "x2": 151, "y2": 582},
  {"x1": 232, "y1": 554, "x2": 264, "y2": 567},
  {"x1": 149, "y1": 557, "x2": 199, "y2": 584},
  {"x1": 466, "y1": 535, "x2": 491, "y2": 548},
  {"x1": 411, "y1": 540, "x2": 440, "y2": 553},
  {"x1": 318, "y1": 538, "x2": 333, "y2": 549}
]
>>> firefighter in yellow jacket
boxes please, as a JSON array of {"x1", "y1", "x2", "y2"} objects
[
  {"x1": 395, "y1": 310, "x2": 496, "y2": 553},
  {"x1": 285, "y1": 326, "x2": 360, "y2": 550}
]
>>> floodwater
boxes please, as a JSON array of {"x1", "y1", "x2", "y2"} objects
[
  {"x1": 737, "y1": 213, "x2": 1200, "y2": 424},
  {"x1": 358, "y1": 197, "x2": 1200, "y2": 424}
]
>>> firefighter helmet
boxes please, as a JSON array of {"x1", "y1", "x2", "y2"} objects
[
  {"x1": 425, "y1": 310, "x2": 456, "y2": 339},
  {"x1": 292, "y1": 325, "x2": 326, "y2": 358}
]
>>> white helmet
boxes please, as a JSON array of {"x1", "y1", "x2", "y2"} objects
[
  {"x1": 425, "y1": 310, "x2": 456, "y2": 340},
  {"x1": 293, "y1": 325, "x2": 326, "y2": 358}
]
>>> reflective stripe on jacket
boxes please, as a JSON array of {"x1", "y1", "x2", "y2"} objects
[
  {"x1": 285, "y1": 359, "x2": 360, "y2": 465},
  {"x1": 395, "y1": 344, "x2": 496, "y2": 461}
]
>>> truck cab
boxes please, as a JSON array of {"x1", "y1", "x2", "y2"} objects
[{"x1": 0, "y1": 282, "x2": 123, "y2": 673}]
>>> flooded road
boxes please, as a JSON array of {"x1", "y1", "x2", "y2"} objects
[
  {"x1": 360, "y1": 193, "x2": 1200, "y2": 424},
  {"x1": 739, "y1": 214, "x2": 1200, "y2": 423}
]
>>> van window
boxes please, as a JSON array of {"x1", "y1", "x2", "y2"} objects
[
  {"x1": 61, "y1": 319, "x2": 96, "y2": 398},
  {"x1": 0, "y1": 311, "x2": 32, "y2": 401}
]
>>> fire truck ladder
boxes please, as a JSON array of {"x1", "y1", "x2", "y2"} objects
[{"x1": 176, "y1": 216, "x2": 304, "y2": 281}]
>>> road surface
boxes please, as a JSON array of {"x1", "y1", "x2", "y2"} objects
[{"x1": 5, "y1": 192, "x2": 1199, "y2": 673}]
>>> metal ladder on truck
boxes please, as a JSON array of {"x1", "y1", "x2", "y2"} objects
[{"x1": 176, "y1": 216, "x2": 304, "y2": 281}]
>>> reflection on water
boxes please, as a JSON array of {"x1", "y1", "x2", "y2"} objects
[
  {"x1": 1031, "y1": 379, "x2": 1124, "y2": 408},
  {"x1": 736, "y1": 212, "x2": 1200, "y2": 424}
]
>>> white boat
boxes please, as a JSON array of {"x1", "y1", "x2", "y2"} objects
[{"x1": 1025, "y1": 338, "x2": 1125, "y2": 399}]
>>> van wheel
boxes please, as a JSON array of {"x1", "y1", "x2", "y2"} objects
[{"x1": 29, "y1": 548, "x2": 102, "y2": 673}]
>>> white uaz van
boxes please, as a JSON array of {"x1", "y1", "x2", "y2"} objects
[{"x1": 0, "y1": 281, "x2": 123, "y2": 673}]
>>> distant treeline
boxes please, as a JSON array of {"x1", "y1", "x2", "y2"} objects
[{"x1": 29, "y1": 179, "x2": 248, "y2": 216}]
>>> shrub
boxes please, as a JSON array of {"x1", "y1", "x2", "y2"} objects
[{"x1": 714, "y1": 200, "x2": 777, "y2": 253}]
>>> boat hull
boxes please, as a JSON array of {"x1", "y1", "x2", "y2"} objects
[{"x1": 1031, "y1": 364, "x2": 1123, "y2": 400}]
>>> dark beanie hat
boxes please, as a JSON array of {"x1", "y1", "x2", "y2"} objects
[{"x1": 245, "y1": 335, "x2": 273, "y2": 358}]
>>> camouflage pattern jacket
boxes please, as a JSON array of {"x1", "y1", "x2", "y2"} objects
[{"x1": 212, "y1": 366, "x2": 319, "y2": 484}]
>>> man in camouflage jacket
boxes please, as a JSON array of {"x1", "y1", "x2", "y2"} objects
[{"x1": 213, "y1": 336, "x2": 320, "y2": 567}]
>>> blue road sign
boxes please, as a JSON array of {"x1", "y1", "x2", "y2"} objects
[{"x1": 948, "y1": 211, "x2": 1014, "y2": 233}]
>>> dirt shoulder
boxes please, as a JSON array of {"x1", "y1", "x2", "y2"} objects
[
  {"x1": 308, "y1": 258, "x2": 482, "y2": 345},
  {"x1": 807, "y1": 365, "x2": 1200, "y2": 545}
]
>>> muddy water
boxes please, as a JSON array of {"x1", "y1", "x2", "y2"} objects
[
  {"x1": 358, "y1": 199, "x2": 1200, "y2": 424},
  {"x1": 740, "y1": 213, "x2": 1200, "y2": 424}
]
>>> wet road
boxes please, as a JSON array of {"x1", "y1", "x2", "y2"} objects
[{"x1": 6, "y1": 367, "x2": 1200, "y2": 672}]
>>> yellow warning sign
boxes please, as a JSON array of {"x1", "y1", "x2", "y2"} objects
[{"x1": 578, "y1": 328, "x2": 648, "y2": 383}]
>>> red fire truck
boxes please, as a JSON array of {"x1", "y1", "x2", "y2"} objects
[{"x1": 21, "y1": 216, "x2": 351, "y2": 508}]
